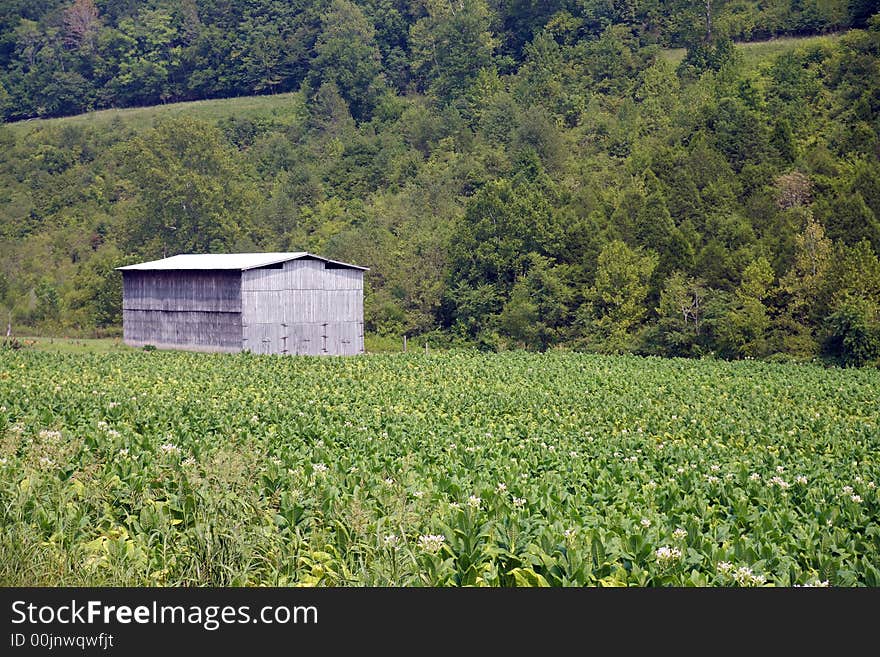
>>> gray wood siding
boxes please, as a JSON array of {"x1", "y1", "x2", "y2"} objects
[
  {"x1": 123, "y1": 271, "x2": 242, "y2": 312},
  {"x1": 242, "y1": 321, "x2": 363, "y2": 355},
  {"x1": 241, "y1": 258, "x2": 363, "y2": 293},
  {"x1": 123, "y1": 309, "x2": 242, "y2": 352},
  {"x1": 242, "y1": 289, "x2": 362, "y2": 323},
  {"x1": 240, "y1": 258, "x2": 365, "y2": 355}
]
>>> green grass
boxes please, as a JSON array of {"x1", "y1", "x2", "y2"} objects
[
  {"x1": 736, "y1": 32, "x2": 844, "y2": 68},
  {"x1": 659, "y1": 31, "x2": 846, "y2": 69},
  {"x1": 658, "y1": 47, "x2": 687, "y2": 67},
  {"x1": 14, "y1": 336, "x2": 133, "y2": 353},
  {"x1": 14, "y1": 333, "x2": 402, "y2": 354},
  {"x1": 3, "y1": 90, "x2": 306, "y2": 138}
]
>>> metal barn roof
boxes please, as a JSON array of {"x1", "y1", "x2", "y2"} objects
[{"x1": 117, "y1": 252, "x2": 368, "y2": 271}]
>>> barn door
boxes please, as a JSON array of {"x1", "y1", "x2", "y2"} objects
[{"x1": 242, "y1": 324, "x2": 273, "y2": 354}]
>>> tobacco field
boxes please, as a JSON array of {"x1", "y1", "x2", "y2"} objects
[{"x1": 1, "y1": 350, "x2": 878, "y2": 586}]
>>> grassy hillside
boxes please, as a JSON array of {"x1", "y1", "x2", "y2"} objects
[
  {"x1": 659, "y1": 31, "x2": 845, "y2": 68},
  {"x1": 2, "y1": 23, "x2": 878, "y2": 365},
  {"x1": 4, "y1": 91, "x2": 306, "y2": 139},
  {"x1": 4, "y1": 33, "x2": 847, "y2": 139}
]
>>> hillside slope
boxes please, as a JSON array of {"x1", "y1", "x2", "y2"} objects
[{"x1": 2, "y1": 19, "x2": 879, "y2": 365}]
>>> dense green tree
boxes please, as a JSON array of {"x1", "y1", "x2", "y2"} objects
[
  {"x1": 119, "y1": 117, "x2": 253, "y2": 257},
  {"x1": 409, "y1": 0, "x2": 498, "y2": 103},
  {"x1": 579, "y1": 239, "x2": 658, "y2": 353},
  {"x1": 447, "y1": 175, "x2": 560, "y2": 293},
  {"x1": 716, "y1": 256, "x2": 774, "y2": 358},
  {"x1": 498, "y1": 252, "x2": 573, "y2": 350},
  {"x1": 309, "y1": 0, "x2": 385, "y2": 120},
  {"x1": 648, "y1": 270, "x2": 709, "y2": 357},
  {"x1": 824, "y1": 296, "x2": 880, "y2": 366}
]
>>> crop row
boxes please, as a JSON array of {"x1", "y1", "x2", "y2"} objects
[{"x1": 0, "y1": 350, "x2": 878, "y2": 586}]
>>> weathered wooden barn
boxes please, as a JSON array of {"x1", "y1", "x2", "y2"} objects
[{"x1": 118, "y1": 252, "x2": 368, "y2": 355}]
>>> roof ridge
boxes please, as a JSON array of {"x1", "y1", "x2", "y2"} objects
[{"x1": 116, "y1": 252, "x2": 368, "y2": 271}]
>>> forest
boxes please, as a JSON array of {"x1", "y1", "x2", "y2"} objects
[{"x1": 1, "y1": 0, "x2": 879, "y2": 365}]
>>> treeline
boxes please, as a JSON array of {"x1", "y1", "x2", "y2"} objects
[
  {"x1": 0, "y1": 0, "x2": 874, "y2": 120},
  {"x1": 1, "y1": 7, "x2": 879, "y2": 366}
]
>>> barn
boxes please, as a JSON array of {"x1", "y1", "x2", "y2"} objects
[{"x1": 117, "y1": 252, "x2": 368, "y2": 355}]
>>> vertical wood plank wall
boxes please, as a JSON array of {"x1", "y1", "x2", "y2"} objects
[
  {"x1": 241, "y1": 258, "x2": 365, "y2": 355},
  {"x1": 122, "y1": 271, "x2": 243, "y2": 351}
]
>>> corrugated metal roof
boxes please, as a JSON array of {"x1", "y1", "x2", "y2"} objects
[{"x1": 116, "y1": 252, "x2": 368, "y2": 271}]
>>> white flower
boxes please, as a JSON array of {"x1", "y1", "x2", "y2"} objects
[
  {"x1": 676, "y1": 467, "x2": 685, "y2": 474},
  {"x1": 97, "y1": 421, "x2": 108, "y2": 430},
  {"x1": 513, "y1": 497, "x2": 526, "y2": 508},
  {"x1": 563, "y1": 528, "x2": 576, "y2": 540},
  {"x1": 640, "y1": 518, "x2": 651, "y2": 528},
  {"x1": 250, "y1": 415, "x2": 258, "y2": 423},
  {"x1": 868, "y1": 481, "x2": 876, "y2": 490},
  {"x1": 0, "y1": 457, "x2": 7, "y2": 466},
  {"x1": 108, "y1": 402, "x2": 119, "y2": 408},
  {"x1": 38, "y1": 456, "x2": 55, "y2": 468},
  {"x1": 496, "y1": 483, "x2": 507, "y2": 493},
  {"x1": 384, "y1": 477, "x2": 395, "y2": 486},
  {"x1": 710, "y1": 464, "x2": 721, "y2": 472},
  {"x1": 646, "y1": 480, "x2": 658, "y2": 489},
  {"x1": 417, "y1": 534, "x2": 445, "y2": 554},
  {"x1": 655, "y1": 546, "x2": 682, "y2": 566},
  {"x1": 413, "y1": 490, "x2": 425, "y2": 499},
  {"x1": 118, "y1": 448, "x2": 129, "y2": 457},
  {"x1": 107, "y1": 429, "x2": 120, "y2": 438},
  {"x1": 732, "y1": 566, "x2": 765, "y2": 586},
  {"x1": 159, "y1": 443, "x2": 180, "y2": 454},
  {"x1": 776, "y1": 466, "x2": 785, "y2": 473},
  {"x1": 706, "y1": 475, "x2": 720, "y2": 483},
  {"x1": 182, "y1": 457, "x2": 196, "y2": 467},
  {"x1": 842, "y1": 485, "x2": 853, "y2": 494},
  {"x1": 795, "y1": 475, "x2": 808, "y2": 485},
  {"x1": 749, "y1": 473, "x2": 761, "y2": 481},
  {"x1": 851, "y1": 495, "x2": 862, "y2": 503},
  {"x1": 38, "y1": 429, "x2": 62, "y2": 440},
  {"x1": 312, "y1": 462, "x2": 328, "y2": 474},
  {"x1": 717, "y1": 561, "x2": 734, "y2": 574},
  {"x1": 467, "y1": 495, "x2": 482, "y2": 509},
  {"x1": 449, "y1": 502, "x2": 461, "y2": 510},
  {"x1": 797, "y1": 580, "x2": 830, "y2": 588},
  {"x1": 569, "y1": 451, "x2": 578, "y2": 458},
  {"x1": 673, "y1": 528, "x2": 688, "y2": 540},
  {"x1": 769, "y1": 476, "x2": 790, "y2": 489},
  {"x1": 383, "y1": 534, "x2": 400, "y2": 548}
]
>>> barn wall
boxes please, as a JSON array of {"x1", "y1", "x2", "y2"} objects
[
  {"x1": 241, "y1": 259, "x2": 365, "y2": 355},
  {"x1": 122, "y1": 271, "x2": 242, "y2": 351},
  {"x1": 122, "y1": 310, "x2": 242, "y2": 351}
]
